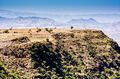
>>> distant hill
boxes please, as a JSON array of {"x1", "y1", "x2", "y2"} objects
[
  {"x1": 68, "y1": 18, "x2": 97, "y2": 23},
  {"x1": 66, "y1": 18, "x2": 101, "y2": 28}
]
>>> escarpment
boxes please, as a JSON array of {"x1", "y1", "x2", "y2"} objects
[{"x1": 0, "y1": 29, "x2": 120, "y2": 79}]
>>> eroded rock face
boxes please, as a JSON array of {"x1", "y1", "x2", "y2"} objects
[{"x1": 0, "y1": 30, "x2": 120, "y2": 79}]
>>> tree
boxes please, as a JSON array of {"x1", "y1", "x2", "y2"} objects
[{"x1": 70, "y1": 26, "x2": 74, "y2": 29}]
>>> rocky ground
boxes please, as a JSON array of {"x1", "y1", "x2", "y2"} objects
[{"x1": 0, "y1": 28, "x2": 120, "y2": 79}]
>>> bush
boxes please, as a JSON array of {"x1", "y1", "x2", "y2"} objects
[
  {"x1": 3, "y1": 30, "x2": 9, "y2": 33},
  {"x1": 54, "y1": 27, "x2": 56, "y2": 29},
  {"x1": 70, "y1": 26, "x2": 74, "y2": 29},
  {"x1": 71, "y1": 34, "x2": 74, "y2": 38},
  {"x1": 36, "y1": 28, "x2": 41, "y2": 32},
  {"x1": 9, "y1": 27, "x2": 13, "y2": 30},
  {"x1": 45, "y1": 28, "x2": 49, "y2": 31},
  {"x1": 14, "y1": 31, "x2": 18, "y2": 33},
  {"x1": 28, "y1": 29, "x2": 31, "y2": 33},
  {"x1": 46, "y1": 38, "x2": 50, "y2": 42},
  {"x1": 45, "y1": 28, "x2": 53, "y2": 33}
]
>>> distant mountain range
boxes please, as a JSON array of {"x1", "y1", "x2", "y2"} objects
[
  {"x1": 0, "y1": 16, "x2": 58, "y2": 27},
  {"x1": 0, "y1": 15, "x2": 120, "y2": 29},
  {"x1": 66, "y1": 18, "x2": 101, "y2": 28},
  {"x1": 0, "y1": 16, "x2": 103, "y2": 28},
  {"x1": 0, "y1": 9, "x2": 120, "y2": 23}
]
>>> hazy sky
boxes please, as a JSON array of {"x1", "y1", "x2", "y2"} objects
[{"x1": 0, "y1": 0, "x2": 120, "y2": 14}]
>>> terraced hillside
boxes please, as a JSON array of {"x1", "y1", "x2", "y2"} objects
[{"x1": 0, "y1": 29, "x2": 120, "y2": 79}]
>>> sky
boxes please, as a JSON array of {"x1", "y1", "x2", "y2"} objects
[{"x1": 0, "y1": 0, "x2": 120, "y2": 14}]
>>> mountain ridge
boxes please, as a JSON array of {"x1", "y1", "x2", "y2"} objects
[{"x1": 0, "y1": 29, "x2": 120, "y2": 79}]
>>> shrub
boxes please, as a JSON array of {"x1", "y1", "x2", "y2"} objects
[
  {"x1": 45, "y1": 28, "x2": 53, "y2": 33},
  {"x1": 46, "y1": 38, "x2": 50, "y2": 42},
  {"x1": 45, "y1": 28, "x2": 49, "y2": 31},
  {"x1": 3, "y1": 30, "x2": 9, "y2": 33},
  {"x1": 9, "y1": 27, "x2": 13, "y2": 30},
  {"x1": 70, "y1": 26, "x2": 74, "y2": 29},
  {"x1": 36, "y1": 28, "x2": 41, "y2": 32},
  {"x1": 14, "y1": 31, "x2": 18, "y2": 33},
  {"x1": 89, "y1": 51, "x2": 96, "y2": 57},
  {"x1": 71, "y1": 34, "x2": 74, "y2": 38},
  {"x1": 28, "y1": 29, "x2": 31, "y2": 33}
]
